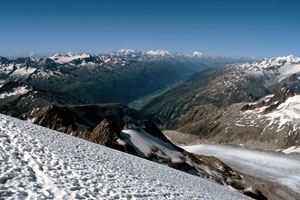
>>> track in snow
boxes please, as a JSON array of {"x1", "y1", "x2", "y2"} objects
[
  {"x1": 0, "y1": 114, "x2": 248, "y2": 199},
  {"x1": 182, "y1": 144, "x2": 300, "y2": 194}
]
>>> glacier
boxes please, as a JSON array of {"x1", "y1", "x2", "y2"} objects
[{"x1": 182, "y1": 144, "x2": 300, "y2": 194}]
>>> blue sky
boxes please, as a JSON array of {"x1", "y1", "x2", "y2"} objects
[{"x1": 0, "y1": 0, "x2": 299, "y2": 58}]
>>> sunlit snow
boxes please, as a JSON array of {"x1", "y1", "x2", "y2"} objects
[
  {"x1": 0, "y1": 114, "x2": 248, "y2": 199},
  {"x1": 0, "y1": 86, "x2": 30, "y2": 99},
  {"x1": 265, "y1": 95, "x2": 300, "y2": 127},
  {"x1": 183, "y1": 144, "x2": 300, "y2": 193},
  {"x1": 48, "y1": 53, "x2": 90, "y2": 64}
]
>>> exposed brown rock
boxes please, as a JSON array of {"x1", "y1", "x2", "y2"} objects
[
  {"x1": 89, "y1": 119, "x2": 120, "y2": 145},
  {"x1": 31, "y1": 104, "x2": 90, "y2": 137},
  {"x1": 89, "y1": 119, "x2": 138, "y2": 155}
]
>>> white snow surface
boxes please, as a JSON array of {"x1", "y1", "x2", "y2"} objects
[
  {"x1": 242, "y1": 94, "x2": 300, "y2": 131},
  {"x1": 182, "y1": 144, "x2": 300, "y2": 193},
  {"x1": 0, "y1": 86, "x2": 30, "y2": 99},
  {"x1": 147, "y1": 50, "x2": 171, "y2": 56},
  {"x1": 121, "y1": 129, "x2": 183, "y2": 162},
  {"x1": 191, "y1": 51, "x2": 203, "y2": 57},
  {"x1": 118, "y1": 49, "x2": 135, "y2": 54},
  {"x1": 48, "y1": 53, "x2": 90, "y2": 64},
  {"x1": 265, "y1": 95, "x2": 300, "y2": 126},
  {"x1": 0, "y1": 114, "x2": 248, "y2": 199},
  {"x1": 282, "y1": 146, "x2": 300, "y2": 154}
]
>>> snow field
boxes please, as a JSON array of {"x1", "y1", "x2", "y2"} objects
[{"x1": 0, "y1": 114, "x2": 248, "y2": 199}]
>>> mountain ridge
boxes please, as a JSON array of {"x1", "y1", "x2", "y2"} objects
[{"x1": 143, "y1": 55, "x2": 300, "y2": 151}]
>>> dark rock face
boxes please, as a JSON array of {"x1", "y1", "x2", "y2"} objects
[
  {"x1": 90, "y1": 119, "x2": 120, "y2": 145},
  {"x1": 30, "y1": 104, "x2": 91, "y2": 137},
  {"x1": 243, "y1": 191, "x2": 267, "y2": 200},
  {"x1": 68, "y1": 104, "x2": 158, "y2": 129},
  {"x1": 89, "y1": 119, "x2": 138, "y2": 156}
]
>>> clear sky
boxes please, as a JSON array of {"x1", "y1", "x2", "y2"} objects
[{"x1": 0, "y1": 0, "x2": 299, "y2": 58}]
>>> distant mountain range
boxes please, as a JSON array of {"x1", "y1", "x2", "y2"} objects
[{"x1": 0, "y1": 50, "x2": 253, "y2": 105}]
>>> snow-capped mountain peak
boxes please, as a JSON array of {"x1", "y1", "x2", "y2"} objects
[
  {"x1": 119, "y1": 49, "x2": 135, "y2": 54},
  {"x1": 147, "y1": 50, "x2": 171, "y2": 56},
  {"x1": 48, "y1": 53, "x2": 91, "y2": 64},
  {"x1": 52, "y1": 53, "x2": 61, "y2": 57},
  {"x1": 66, "y1": 52, "x2": 74, "y2": 57},
  {"x1": 260, "y1": 55, "x2": 299, "y2": 67},
  {"x1": 237, "y1": 55, "x2": 300, "y2": 82},
  {"x1": 191, "y1": 51, "x2": 203, "y2": 57},
  {"x1": 246, "y1": 55, "x2": 300, "y2": 69}
]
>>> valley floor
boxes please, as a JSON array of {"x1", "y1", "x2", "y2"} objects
[
  {"x1": 182, "y1": 144, "x2": 300, "y2": 199},
  {"x1": 0, "y1": 114, "x2": 248, "y2": 199}
]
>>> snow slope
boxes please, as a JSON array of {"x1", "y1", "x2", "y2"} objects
[
  {"x1": 182, "y1": 144, "x2": 300, "y2": 194},
  {"x1": 121, "y1": 129, "x2": 183, "y2": 162},
  {"x1": 0, "y1": 114, "x2": 248, "y2": 199}
]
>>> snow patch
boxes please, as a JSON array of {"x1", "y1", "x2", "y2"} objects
[
  {"x1": 48, "y1": 53, "x2": 90, "y2": 64},
  {"x1": 0, "y1": 86, "x2": 30, "y2": 99},
  {"x1": 121, "y1": 129, "x2": 183, "y2": 162},
  {"x1": 119, "y1": 49, "x2": 135, "y2": 54},
  {"x1": 266, "y1": 95, "x2": 300, "y2": 127},
  {"x1": 147, "y1": 50, "x2": 171, "y2": 56},
  {"x1": 188, "y1": 51, "x2": 203, "y2": 57},
  {"x1": 282, "y1": 146, "x2": 300, "y2": 154}
]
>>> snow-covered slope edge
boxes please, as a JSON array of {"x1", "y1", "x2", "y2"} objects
[{"x1": 0, "y1": 114, "x2": 249, "y2": 199}]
